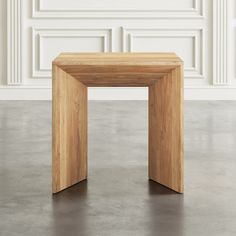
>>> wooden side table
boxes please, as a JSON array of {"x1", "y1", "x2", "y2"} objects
[{"x1": 52, "y1": 53, "x2": 184, "y2": 194}]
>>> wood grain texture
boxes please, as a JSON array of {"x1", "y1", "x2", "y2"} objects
[
  {"x1": 52, "y1": 53, "x2": 183, "y2": 193},
  {"x1": 52, "y1": 65, "x2": 87, "y2": 193},
  {"x1": 148, "y1": 66, "x2": 184, "y2": 193}
]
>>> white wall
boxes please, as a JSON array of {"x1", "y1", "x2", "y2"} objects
[
  {"x1": 0, "y1": 0, "x2": 7, "y2": 85},
  {"x1": 0, "y1": 0, "x2": 236, "y2": 100}
]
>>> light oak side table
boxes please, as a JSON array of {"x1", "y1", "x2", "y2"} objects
[{"x1": 52, "y1": 53, "x2": 184, "y2": 194}]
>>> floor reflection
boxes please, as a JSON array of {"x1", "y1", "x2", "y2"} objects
[
  {"x1": 52, "y1": 180, "x2": 88, "y2": 236},
  {"x1": 148, "y1": 180, "x2": 185, "y2": 236}
]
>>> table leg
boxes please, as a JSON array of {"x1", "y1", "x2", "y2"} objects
[
  {"x1": 52, "y1": 65, "x2": 87, "y2": 193},
  {"x1": 148, "y1": 66, "x2": 184, "y2": 193}
]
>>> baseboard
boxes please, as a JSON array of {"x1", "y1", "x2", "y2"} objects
[
  {"x1": 0, "y1": 86, "x2": 52, "y2": 100},
  {"x1": 1, "y1": 86, "x2": 236, "y2": 100}
]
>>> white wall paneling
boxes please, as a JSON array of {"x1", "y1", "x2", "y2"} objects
[
  {"x1": 213, "y1": 0, "x2": 229, "y2": 85},
  {"x1": 235, "y1": 31, "x2": 236, "y2": 83},
  {"x1": 3, "y1": 0, "x2": 236, "y2": 100},
  {"x1": 122, "y1": 27, "x2": 205, "y2": 79},
  {"x1": 233, "y1": 0, "x2": 236, "y2": 83},
  {"x1": 32, "y1": 28, "x2": 113, "y2": 78},
  {"x1": 235, "y1": 25, "x2": 236, "y2": 82},
  {"x1": 32, "y1": 0, "x2": 204, "y2": 19},
  {"x1": 7, "y1": 0, "x2": 22, "y2": 85}
]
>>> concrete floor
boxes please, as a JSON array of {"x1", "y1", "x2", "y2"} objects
[{"x1": 0, "y1": 101, "x2": 236, "y2": 236}]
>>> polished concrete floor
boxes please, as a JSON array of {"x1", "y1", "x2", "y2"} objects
[{"x1": 0, "y1": 101, "x2": 236, "y2": 236}]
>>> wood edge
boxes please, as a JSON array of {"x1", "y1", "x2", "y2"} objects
[
  {"x1": 52, "y1": 53, "x2": 184, "y2": 65},
  {"x1": 52, "y1": 64, "x2": 60, "y2": 193}
]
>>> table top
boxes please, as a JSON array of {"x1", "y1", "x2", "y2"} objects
[{"x1": 53, "y1": 53, "x2": 183, "y2": 67}]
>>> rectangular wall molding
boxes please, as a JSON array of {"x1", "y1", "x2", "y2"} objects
[
  {"x1": 122, "y1": 27, "x2": 205, "y2": 79},
  {"x1": 32, "y1": 28, "x2": 114, "y2": 78},
  {"x1": 7, "y1": 0, "x2": 22, "y2": 85},
  {"x1": 32, "y1": 0, "x2": 204, "y2": 19},
  {"x1": 213, "y1": 0, "x2": 229, "y2": 85}
]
